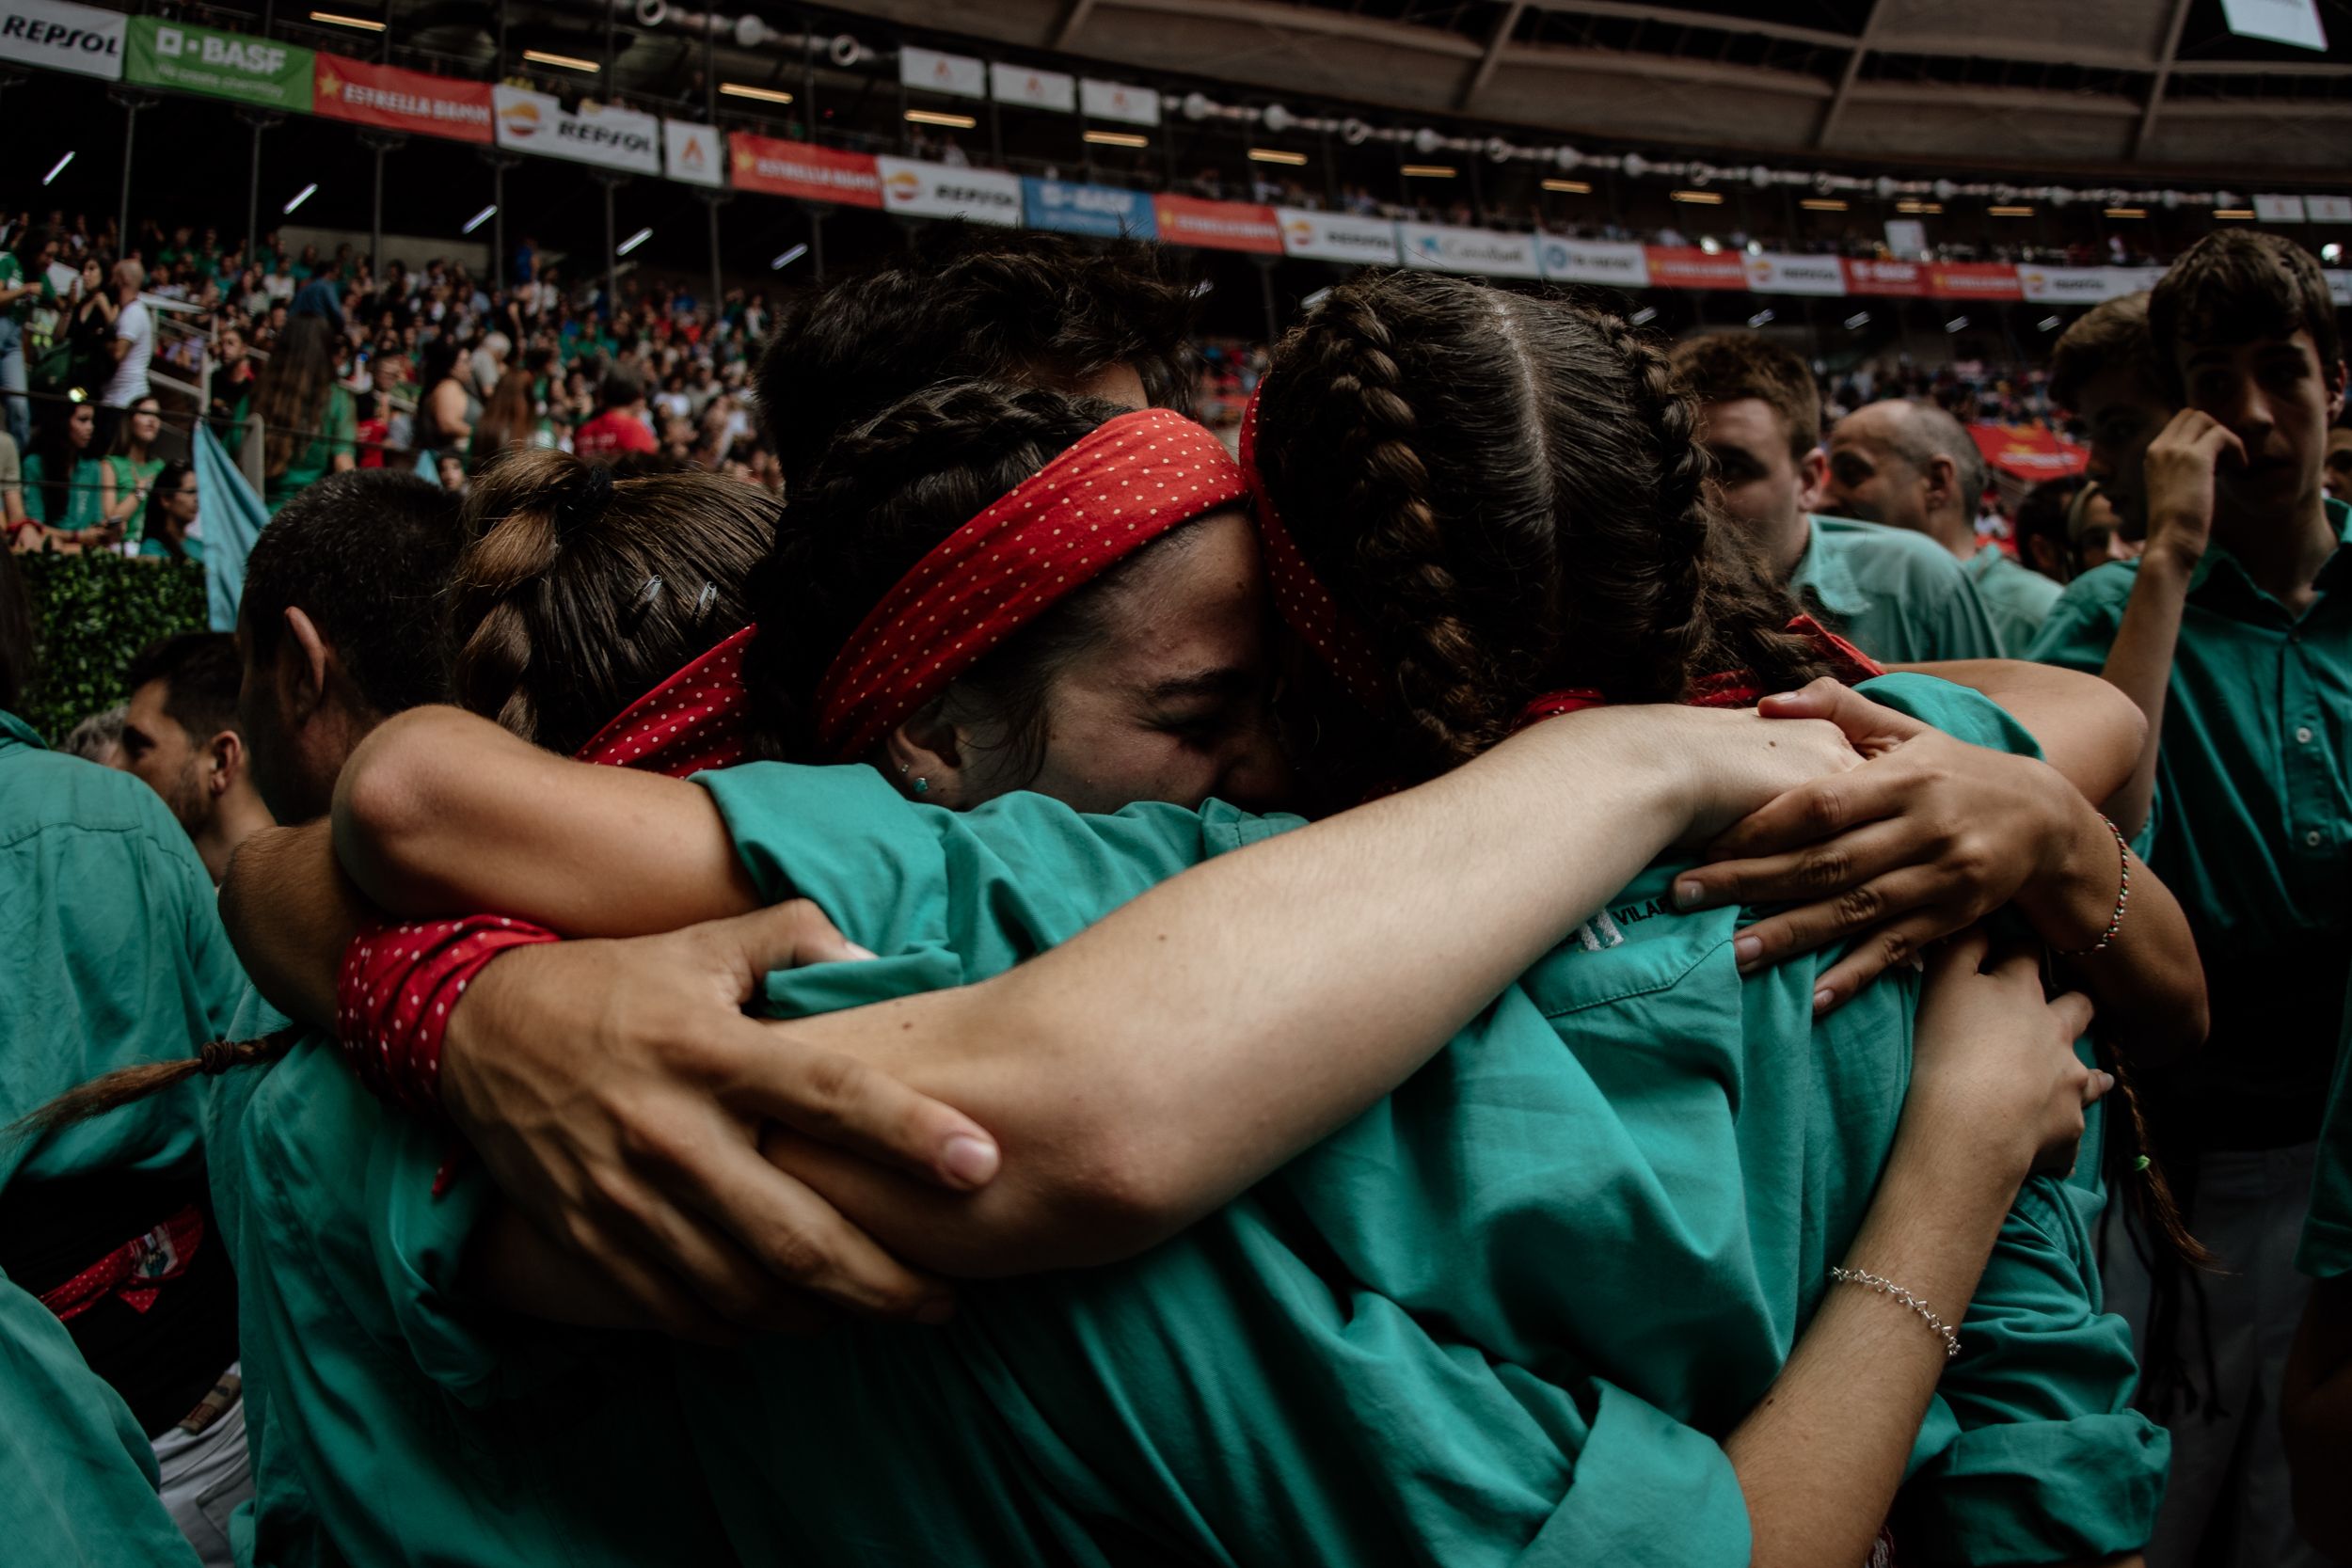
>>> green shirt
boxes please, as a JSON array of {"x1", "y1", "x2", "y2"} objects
[
  {"x1": 275, "y1": 675, "x2": 2158, "y2": 1566},
  {"x1": 1967, "y1": 545, "x2": 2064, "y2": 656},
  {"x1": 106, "y1": 453, "x2": 163, "y2": 546},
  {"x1": 264, "y1": 386, "x2": 356, "y2": 514},
  {"x1": 23, "y1": 453, "x2": 106, "y2": 530},
  {"x1": 1788, "y1": 515, "x2": 2005, "y2": 663},
  {"x1": 2028, "y1": 499, "x2": 2352, "y2": 1148},
  {"x1": 0, "y1": 251, "x2": 56, "y2": 325}
]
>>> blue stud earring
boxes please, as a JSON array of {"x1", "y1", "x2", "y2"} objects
[{"x1": 914, "y1": 777, "x2": 930, "y2": 796}]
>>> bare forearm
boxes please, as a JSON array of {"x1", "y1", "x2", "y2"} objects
[
  {"x1": 220, "y1": 822, "x2": 366, "y2": 1029},
  {"x1": 2017, "y1": 802, "x2": 2205, "y2": 1064},
  {"x1": 2093, "y1": 558, "x2": 2193, "y2": 838},
  {"x1": 1893, "y1": 660, "x2": 2146, "y2": 803}
]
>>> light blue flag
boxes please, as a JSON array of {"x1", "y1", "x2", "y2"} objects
[{"x1": 193, "y1": 422, "x2": 269, "y2": 633}]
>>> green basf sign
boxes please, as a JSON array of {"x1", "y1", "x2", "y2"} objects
[{"x1": 125, "y1": 17, "x2": 311, "y2": 112}]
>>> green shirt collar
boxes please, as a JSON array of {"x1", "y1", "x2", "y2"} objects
[
  {"x1": 0, "y1": 708, "x2": 46, "y2": 752},
  {"x1": 1788, "y1": 516, "x2": 1870, "y2": 620},
  {"x1": 2188, "y1": 495, "x2": 2352, "y2": 611}
]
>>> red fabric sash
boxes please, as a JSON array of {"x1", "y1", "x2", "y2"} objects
[
  {"x1": 39, "y1": 1204, "x2": 204, "y2": 1323},
  {"x1": 813, "y1": 406, "x2": 1248, "y2": 761},
  {"x1": 1237, "y1": 384, "x2": 1389, "y2": 712}
]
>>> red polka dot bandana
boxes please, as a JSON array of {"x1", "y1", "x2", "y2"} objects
[
  {"x1": 1512, "y1": 616, "x2": 1886, "y2": 729},
  {"x1": 38, "y1": 1204, "x2": 204, "y2": 1323},
  {"x1": 1238, "y1": 383, "x2": 1390, "y2": 714},
  {"x1": 574, "y1": 624, "x2": 758, "y2": 774},
  {"x1": 814, "y1": 407, "x2": 1248, "y2": 762}
]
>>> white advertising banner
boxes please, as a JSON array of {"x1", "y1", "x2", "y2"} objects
[
  {"x1": 2016, "y1": 265, "x2": 2161, "y2": 303},
  {"x1": 1079, "y1": 77, "x2": 1159, "y2": 125},
  {"x1": 899, "y1": 44, "x2": 985, "y2": 100},
  {"x1": 662, "y1": 119, "x2": 723, "y2": 186},
  {"x1": 2255, "y1": 193, "x2": 2309, "y2": 223},
  {"x1": 2328, "y1": 271, "x2": 2352, "y2": 309},
  {"x1": 2306, "y1": 194, "x2": 2352, "y2": 223},
  {"x1": 1537, "y1": 236, "x2": 1650, "y2": 288},
  {"x1": 1742, "y1": 252, "x2": 1848, "y2": 296},
  {"x1": 0, "y1": 0, "x2": 124, "y2": 81},
  {"x1": 1397, "y1": 223, "x2": 1538, "y2": 277},
  {"x1": 990, "y1": 61, "x2": 1074, "y2": 113},
  {"x1": 875, "y1": 156, "x2": 1024, "y2": 226},
  {"x1": 1275, "y1": 208, "x2": 1398, "y2": 265},
  {"x1": 493, "y1": 87, "x2": 660, "y2": 175}
]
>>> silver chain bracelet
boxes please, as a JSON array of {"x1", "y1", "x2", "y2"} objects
[{"x1": 1828, "y1": 1265, "x2": 1961, "y2": 1359}]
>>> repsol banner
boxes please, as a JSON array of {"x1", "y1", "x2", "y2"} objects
[
  {"x1": 492, "y1": 86, "x2": 660, "y2": 176},
  {"x1": 0, "y1": 0, "x2": 122, "y2": 82},
  {"x1": 127, "y1": 17, "x2": 311, "y2": 111},
  {"x1": 1276, "y1": 208, "x2": 1399, "y2": 265},
  {"x1": 875, "y1": 157, "x2": 1024, "y2": 226}
]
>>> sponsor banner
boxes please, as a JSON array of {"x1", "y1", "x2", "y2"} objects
[
  {"x1": 726, "y1": 133, "x2": 880, "y2": 208},
  {"x1": 1538, "y1": 236, "x2": 1649, "y2": 288},
  {"x1": 1397, "y1": 223, "x2": 1539, "y2": 278},
  {"x1": 2328, "y1": 270, "x2": 2352, "y2": 309},
  {"x1": 1925, "y1": 261, "x2": 2021, "y2": 301},
  {"x1": 0, "y1": 0, "x2": 124, "y2": 81},
  {"x1": 875, "y1": 156, "x2": 1023, "y2": 226},
  {"x1": 1842, "y1": 258, "x2": 1929, "y2": 296},
  {"x1": 1080, "y1": 76, "x2": 1159, "y2": 126},
  {"x1": 314, "y1": 53, "x2": 490, "y2": 143},
  {"x1": 2256, "y1": 193, "x2": 2309, "y2": 223},
  {"x1": 2016, "y1": 265, "x2": 2163, "y2": 303},
  {"x1": 1024, "y1": 178, "x2": 1155, "y2": 239},
  {"x1": 1970, "y1": 423, "x2": 2089, "y2": 483},
  {"x1": 492, "y1": 87, "x2": 660, "y2": 175},
  {"x1": 1742, "y1": 252, "x2": 1847, "y2": 296},
  {"x1": 1151, "y1": 194, "x2": 1282, "y2": 253},
  {"x1": 991, "y1": 61, "x2": 1074, "y2": 113},
  {"x1": 899, "y1": 44, "x2": 985, "y2": 100},
  {"x1": 663, "y1": 119, "x2": 723, "y2": 187},
  {"x1": 2308, "y1": 195, "x2": 2352, "y2": 223},
  {"x1": 1644, "y1": 245, "x2": 1747, "y2": 290},
  {"x1": 127, "y1": 16, "x2": 311, "y2": 111},
  {"x1": 1276, "y1": 208, "x2": 1398, "y2": 265}
]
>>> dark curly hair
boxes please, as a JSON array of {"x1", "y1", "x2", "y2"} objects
[
  {"x1": 755, "y1": 231, "x2": 1200, "y2": 492},
  {"x1": 746, "y1": 379, "x2": 1193, "y2": 782},
  {"x1": 1253, "y1": 271, "x2": 1830, "y2": 784},
  {"x1": 2150, "y1": 230, "x2": 2344, "y2": 404}
]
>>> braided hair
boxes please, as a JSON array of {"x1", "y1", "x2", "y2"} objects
[
  {"x1": 1254, "y1": 271, "x2": 1830, "y2": 783},
  {"x1": 445, "y1": 450, "x2": 776, "y2": 756}
]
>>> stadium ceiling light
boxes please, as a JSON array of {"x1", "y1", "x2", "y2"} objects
[
  {"x1": 2326, "y1": 244, "x2": 2344, "y2": 264},
  {"x1": 42, "y1": 150, "x2": 72, "y2": 186},
  {"x1": 2104, "y1": 207, "x2": 2147, "y2": 218},
  {"x1": 2038, "y1": 315, "x2": 2064, "y2": 331},
  {"x1": 462, "y1": 204, "x2": 496, "y2": 234},
  {"x1": 1400, "y1": 164, "x2": 1456, "y2": 179},
  {"x1": 616, "y1": 228, "x2": 652, "y2": 257},
  {"x1": 1945, "y1": 315, "x2": 1970, "y2": 333},
  {"x1": 1747, "y1": 309, "x2": 1774, "y2": 328},
  {"x1": 1896, "y1": 200, "x2": 1943, "y2": 215},
  {"x1": 1988, "y1": 205, "x2": 2035, "y2": 216},
  {"x1": 1628, "y1": 306, "x2": 1659, "y2": 326},
  {"x1": 282, "y1": 182, "x2": 318, "y2": 214},
  {"x1": 1844, "y1": 311, "x2": 1871, "y2": 330},
  {"x1": 1801, "y1": 198, "x2": 1848, "y2": 212},
  {"x1": 1541, "y1": 179, "x2": 1592, "y2": 194},
  {"x1": 1248, "y1": 148, "x2": 1308, "y2": 166},
  {"x1": 2214, "y1": 208, "x2": 2256, "y2": 219},
  {"x1": 1670, "y1": 189, "x2": 1724, "y2": 205},
  {"x1": 522, "y1": 49, "x2": 599, "y2": 72},
  {"x1": 720, "y1": 83, "x2": 795, "y2": 105},
  {"x1": 771, "y1": 244, "x2": 808, "y2": 271},
  {"x1": 310, "y1": 9, "x2": 386, "y2": 30},
  {"x1": 1084, "y1": 130, "x2": 1148, "y2": 148},
  {"x1": 905, "y1": 109, "x2": 977, "y2": 129}
]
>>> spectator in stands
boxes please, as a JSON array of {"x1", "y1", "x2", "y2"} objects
[
  {"x1": 1670, "y1": 332, "x2": 2001, "y2": 663},
  {"x1": 2065, "y1": 483, "x2": 2138, "y2": 579},
  {"x1": 0, "y1": 225, "x2": 56, "y2": 450},
  {"x1": 23, "y1": 396, "x2": 115, "y2": 546},
  {"x1": 252, "y1": 316, "x2": 357, "y2": 516},
  {"x1": 100, "y1": 259, "x2": 154, "y2": 446},
  {"x1": 435, "y1": 451, "x2": 469, "y2": 496},
  {"x1": 207, "y1": 324, "x2": 255, "y2": 436},
  {"x1": 0, "y1": 427, "x2": 25, "y2": 543},
  {"x1": 2050, "y1": 293, "x2": 2171, "y2": 537},
  {"x1": 140, "y1": 460, "x2": 199, "y2": 562},
  {"x1": 117, "y1": 632, "x2": 275, "y2": 882},
  {"x1": 99, "y1": 394, "x2": 166, "y2": 546},
  {"x1": 2014, "y1": 475, "x2": 2083, "y2": 585},
  {"x1": 1823, "y1": 397, "x2": 2059, "y2": 654},
  {"x1": 66, "y1": 254, "x2": 116, "y2": 396},
  {"x1": 2035, "y1": 230, "x2": 2351, "y2": 1568},
  {"x1": 468, "y1": 368, "x2": 545, "y2": 472},
  {"x1": 573, "y1": 367, "x2": 657, "y2": 461},
  {"x1": 415, "y1": 336, "x2": 475, "y2": 454},
  {"x1": 2325, "y1": 422, "x2": 2352, "y2": 504}
]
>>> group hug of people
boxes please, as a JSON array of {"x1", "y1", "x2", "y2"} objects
[{"x1": 1, "y1": 223, "x2": 2347, "y2": 1567}]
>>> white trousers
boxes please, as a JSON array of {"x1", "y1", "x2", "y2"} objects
[{"x1": 149, "y1": 1362, "x2": 252, "y2": 1568}]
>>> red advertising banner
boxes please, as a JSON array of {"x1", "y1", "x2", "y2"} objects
[
  {"x1": 1150, "y1": 194, "x2": 1282, "y2": 253},
  {"x1": 314, "y1": 54, "x2": 492, "y2": 144},
  {"x1": 1841, "y1": 259, "x2": 1929, "y2": 296},
  {"x1": 1642, "y1": 245, "x2": 1747, "y2": 290},
  {"x1": 1924, "y1": 261, "x2": 2023, "y2": 301},
  {"x1": 726, "y1": 132, "x2": 881, "y2": 208},
  {"x1": 1970, "y1": 423, "x2": 2088, "y2": 483}
]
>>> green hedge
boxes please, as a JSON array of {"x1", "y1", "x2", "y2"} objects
[{"x1": 19, "y1": 553, "x2": 209, "y2": 742}]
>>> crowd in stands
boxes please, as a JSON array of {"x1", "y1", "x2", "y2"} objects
[{"x1": 5, "y1": 198, "x2": 2352, "y2": 1568}]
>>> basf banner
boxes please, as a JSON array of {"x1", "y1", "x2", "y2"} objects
[
  {"x1": 875, "y1": 157, "x2": 1024, "y2": 226},
  {"x1": 1538, "y1": 237, "x2": 1649, "y2": 288},
  {"x1": 492, "y1": 87, "x2": 660, "y2": 175},
  {"x1": 726, "y1": 133, "x2": 881, "y2": 207},
  {"x1": 1276, "y1": 209, "x2": 1399, "y2": 265},
  {"x1": 1397, "y1": 223, "x2": 1539, "y2": 277},
  {"x1": 1024, "y1": 179, "x2": 1155, "y2": 239},
  {"x1": 1742, "y1": 252, "x2": 1848, "y2": 296},
  {"x1": 127, "y1": 17, "x2": 311, "y2": 112},
  {"x1": 314, "y1": 54, "x2": 491, "y2": 143},
  {"x1": 663, "y1": 119, "x2": 723, "y2": 187},
  {"x1": 0, "y1": 0, "x2": 124, "y2": 81},
  {"x1": 1151, "y1": 195, "x2": 1282, "y2": 253},
  {"x1": 1079, "y1": 77, "x2": 1158, "y2": 125}
]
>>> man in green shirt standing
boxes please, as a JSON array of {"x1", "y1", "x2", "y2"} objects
[
  {"x1": 2030, "y1": 230, "x2": 2352, "y2": 1568},
  {"x1": 1671, "y1": 333, "x2": 2002, "y2": 663},
  {"x1": 0, "y1": 226, "x2": 58, "y2": 451},
  {"x1": 1825, "y1": 395, "x2": 2061, "y2": 654}
]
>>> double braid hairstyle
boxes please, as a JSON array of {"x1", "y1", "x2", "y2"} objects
[
  {"x1": 746, "y1": 379, "x2": 1174, "y2": 779},
  {"x1": 1252, "y1": 271, "x2": 1829, "y2": 782},
  {"x1": 446, "y1": 450, "x2": 777, "y2": 757}
]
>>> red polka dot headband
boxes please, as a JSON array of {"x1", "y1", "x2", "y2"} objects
[
  {"x1": 813, "y1": 406, "x2": 1248, "y2": 762},
  {"x1": 573, "y1": 624, "x2": 758, "y2": 775},
  {"x1": 1237, "y1": 383, "x2": 1390, "y2": 713}
]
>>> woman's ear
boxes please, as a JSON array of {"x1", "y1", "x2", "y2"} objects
[{"x1": 882, "y1": 704, "x2": 975, "y2": 808}]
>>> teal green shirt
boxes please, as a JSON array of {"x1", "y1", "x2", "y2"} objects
[
  {"x1": 1967, "y1": 546, "x2": 2064, "y2": 657},
  {"x1": 23, "y1": 453, "x2": 107, "y2": 531},
  {"x1": 1788, "y1": 516, "x2": 2005, "y2": 663},
  {"x1": 269, "y1": 675, "x2": 2160, "y2": 1566},
  {"x1": 2029, "y1": 499, "x2": 2352, "y2": 1148},
  {"x1": 0, "y1": 251, "x2": 56, "y2": 325}
]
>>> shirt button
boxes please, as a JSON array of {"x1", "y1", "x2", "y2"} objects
[
  {"x1": 2310, "y1": 831, "x2": 2327, "y2": 847},
  {"x1": 2297, "y1": 726, "x2": 2315, "y2": 745}
]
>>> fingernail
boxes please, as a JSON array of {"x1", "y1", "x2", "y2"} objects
[
  {"x1": 1813, "y1": 988, "x2": 1835, "y2": 1015},
  {"x1": 941, "y1": 1133, "x2": 999, "y2": 1188},
  {"x1": 2097, "y1": 1071, "x2": 2116, "y2": 1095},
  {"x1": 915, "y1": 1295, "x2": 957, "y2": 1326},
  {"x1": 1674, "y1": 879, "x2": 1704, "y2": 910},
  {"x1": 1733, "y1": 934, "x2": 1761, "y2": 967},
  {"x1": 843, "y1": 942, "x2": 879, "y2": 961}
]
